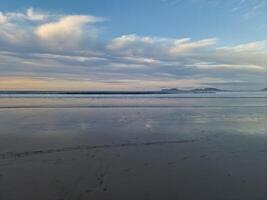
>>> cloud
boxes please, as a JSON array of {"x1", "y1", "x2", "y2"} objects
[
  {"x1": 107, "y1": 34, "x2": 172, "y2": 57},
  {"x1": 217, "y1": 40, "x2": 267, "y2": 52},
  {"x1": 2, "y1": 7, "x2": 50, "y2": 23},
  {"x1": 0, "y1": 12, "x2": 7, "y2": 24},
  {"x1": 0, "y1": 22, "x2": 32, "y2": 47},
  {"x1": 0, "y1": 8, "x2": 105, "y2": 51},
  {"x1": 169, "y1": 38, "x2": 217, "y2": 55},
  {"x1": 36, "y1": 15, "x2": 104, "y2": 49},
  {"x1": 212, "y1": 42, "x2": 267, "y2": 71},
  {"x1": 108, "y1": 34, "x2": 153, "y2": 49},
  {"x1": 26, "y1": 7, "x2": 48, "y2": 21},
  {"x1": 187, "y1": 62, "x2": 265, "y2": 71},
  {"x1": 231, "y1": 0, "x2": 266, "y2": 20},
  {"x1": 107, "y1": 34, "x2": 217, "y2": 58},
  {"x1": 0, "y1": 7, "x2": 266, "y2": 90}
]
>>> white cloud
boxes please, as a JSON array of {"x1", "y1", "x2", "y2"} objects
[
  {"x1": 0, "y1": 8, "x2": 104, "y2": 51},
  {"x1": 0, "y1": 12, "x2": 7, "y2": 24},
  {"x1": 26, "y1": 7, "x2": 47, "y2": 21},
  {"x1": 217, "y1": 40, "x2": 267, "y2": 52},
  {"x1": 2, "y1": 7, "x2": 50, "y2": 22},
  {"x1": 187, "y1": 62, "x2": 265, "y2": 71},
  {"x1": 36, "y1": 15, "x2": 104, "y2": 49},
  {"x1": 169, "y1": 38, "x2": 217, "y2": 55},
  {"x1": 107, "y1": 34, "x2": 217, "y2": 59},
  {"x1": 108, "y1": 34, "x2": 160, "y2": 49}
]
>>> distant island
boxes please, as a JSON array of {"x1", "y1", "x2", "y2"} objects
[
  {"x1": 160, "y1": 88, "x2": 225, "y2": 94},
  {"x1": 262, "y1": 88, "x2": 267, "y2": 91},
  {"x1": 0, "y1": 88, "x2": 227, "y2": 95}
]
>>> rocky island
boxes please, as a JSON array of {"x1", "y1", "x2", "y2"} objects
[{"x1": 161, "y1": 88, "x2": 225, "y2": 94}]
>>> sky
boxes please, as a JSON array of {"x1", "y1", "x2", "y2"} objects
[{"x1": 0, "y1": 0, "x2": 266, "y2": 90}]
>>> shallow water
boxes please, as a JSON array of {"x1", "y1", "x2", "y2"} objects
[{"x1": 0, "y1": 93, "x2": 266, "y2": 200}]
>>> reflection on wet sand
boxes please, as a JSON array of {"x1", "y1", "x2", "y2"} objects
[{"x1": 0, "y1": 95, "x2": 267, "y2": 200}]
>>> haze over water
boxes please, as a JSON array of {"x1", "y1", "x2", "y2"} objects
[{"x1": 0, "y1": 92, "x2": 266, "y2": 200}]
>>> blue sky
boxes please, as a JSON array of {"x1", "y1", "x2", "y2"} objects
[
  {"x1": 0, "y1": 0, "x2": 265, "y2": 42},
  {"x1": 0, "y1": 0, "x2": 266, "y2": 90}
]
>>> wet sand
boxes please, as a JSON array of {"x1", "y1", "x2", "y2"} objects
[{"x1": 0, "y1": 96, "x2": 267, "y2": 200}]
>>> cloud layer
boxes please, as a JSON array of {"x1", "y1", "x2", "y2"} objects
[{"x1": 0, "y1": 7, "x2": 266, "y2": 90}]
